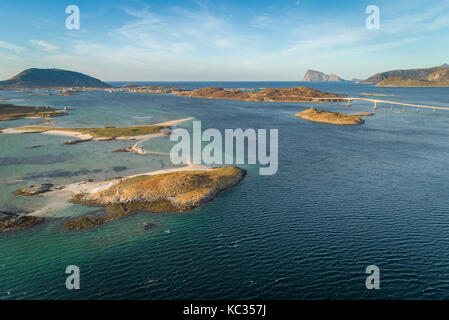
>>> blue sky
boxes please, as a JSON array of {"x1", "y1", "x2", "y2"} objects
[{"x1": 0, "y1": 0, "x2": 448, "y2": 81}]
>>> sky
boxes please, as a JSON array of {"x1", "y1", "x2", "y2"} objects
[{"x1": 0, "y1": 0, "x2": 448, "y2": 81}]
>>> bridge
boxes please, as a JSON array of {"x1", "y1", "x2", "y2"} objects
[{"x1": 313, "y1": 97, "x2": 449, "y2": 113}]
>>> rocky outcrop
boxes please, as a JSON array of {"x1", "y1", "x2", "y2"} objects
[
  {"x1": 301, "y1": 70, "x2": 345, "y2": 82},
  {"x1": 0, "y1": 214, "x2": 45, "y2": 232},
  {"x1": 14, "y1": 184, "x2": 54, "y2": 196}
]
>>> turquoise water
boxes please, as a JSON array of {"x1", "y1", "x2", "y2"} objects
[{"x1": 2, "y1": 82, "x2": 449, "y2": 299}]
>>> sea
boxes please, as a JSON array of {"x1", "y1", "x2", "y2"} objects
[{"x1": 1, "y1": 81, "x2": 449, "y2": 299}]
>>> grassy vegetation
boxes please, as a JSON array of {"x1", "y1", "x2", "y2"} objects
[
  {"x1": 64, "y1": 167, "x2": 246, "y2": 230},
  {"x1": 18, "y1": 125, "x2": 168, "y2": 138},
  {"x1": 377, "y1": 77, "x2": 449, "y2": 87},
  {"x1": 0, "y1": 104, "x2": 65, "y2": 121}
]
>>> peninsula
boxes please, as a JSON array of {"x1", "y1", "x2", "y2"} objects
[
  {"x1": 176, "y1": 86, "x2": 342, "y2": 103},
  {"x1": 296, "y1": 107, "x2": 372, "y2": 125}
]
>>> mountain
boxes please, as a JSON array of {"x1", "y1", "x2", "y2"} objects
[
  {"x1": 362, "y1": 64, "x2": 449, "y2": 84},
  {"x1": 0, "y1": 68, "x2": 111, "y2": 89},
  {"x1": 301, "y1": 70, "x2": 345, "y2": 82}
]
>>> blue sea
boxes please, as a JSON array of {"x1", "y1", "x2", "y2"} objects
[{"x1": 1, "y1": 81, "x2": 449, "y2": 299}]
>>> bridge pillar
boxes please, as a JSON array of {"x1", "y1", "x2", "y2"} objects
[
  {"x1": 373, "y1": 101, "x2": 378, "y2": 110},
  {"x1": 416, "y1": 107, "x2": 420, "y2": 113},
  {"x1": 402, "y1": 106, "x2": 406, "y2": 112},
  {"x1": 390, "y1": 104, "x2": 393, "y2": 111},
  {"x1": 346, "y1": 100, "x2": 351, "y2": 107},
  {"x1": 433, "y1": 108, "x2": 436, "y2": 113}
]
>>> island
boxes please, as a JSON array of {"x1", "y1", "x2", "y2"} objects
[
  {"x1": 362, "y1": 64, "x2": 449, "y2": 87},
  {"x1": 301, "y1": 70, "x2": 345, "y2": 82},
  {"x1": 176, "y1": 86, "x2": 343, "y2": 103},
  {"x1": 0, "y1": 104, "x2": 67, "y2": 121},
  {"x1": 9, "y1": 165, "x2": 246, "y2": 231},
  {"x1": 1, "y1": 117, "x2": 192, "y2": 153},
  {"x1": 295, "y1": 107, "x2": 373, "y2": 125}
]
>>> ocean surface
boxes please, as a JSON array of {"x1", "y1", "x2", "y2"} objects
[{"x1": 1, "y1": 81, "x2": 449, "y2": 299}]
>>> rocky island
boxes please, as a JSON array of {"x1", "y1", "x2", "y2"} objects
[
  {"x1": 64, "y1": 166, "x2": 246, "y2": 230},
  {"x1": 8, "y1": 165, "x2": 246, "y2": 231},
  {"x1": 301, "y1": 70, "x2": 345, "y2": 82},
  {"x1": 176, "y1": 86, "x2": 342, "y2": 103},
  {"x1": 296, "y1": 107, "x2": 372, "y2": 125}
]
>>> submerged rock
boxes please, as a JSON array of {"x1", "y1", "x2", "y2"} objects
[
  {"x1": 14, "y1": 183, "x2": 54, "y2": 196},
  {"x1": 144, "y1": 222, "x2": 157, "y2": 230}
]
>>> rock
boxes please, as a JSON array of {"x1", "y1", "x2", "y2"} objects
[
  {"x1": 64, "y1": 138, "x2": 92, "y2": 145},
  {"x1": 0, "y1": 215, "x2": 45, "y2": 232},
  {"x1": 144, "y1": 222, "x2": 157, "y2": 230},
  {"x1": 14, "y1": 184, "x2": 54, "y2": 196},
  {"x1": 354, "y1": 112, "x2": 375, "y2": 116}
]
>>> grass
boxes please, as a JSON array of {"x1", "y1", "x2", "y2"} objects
[{"x1": 17, "y1": 125, "x2": 168, "y2": 138}]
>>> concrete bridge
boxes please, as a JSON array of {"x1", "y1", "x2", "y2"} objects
[{"x1": 313, "y1": 97, "x2": 449, "y2": 113}]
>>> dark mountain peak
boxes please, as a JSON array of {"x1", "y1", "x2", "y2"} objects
[{"x1": 0, "y1": 68, "x2": 111, "y2": 89}]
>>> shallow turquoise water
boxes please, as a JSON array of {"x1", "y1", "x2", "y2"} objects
[{"x1": 2, "y1": 83, "x2": 449, "y2": 299}]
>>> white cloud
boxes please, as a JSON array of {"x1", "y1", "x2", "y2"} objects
[
  {"x1": 30, "y1": 40, "x2": 59, "y2": 52},
  {"x1": 0, "y1": 40, "x2": 26, "y2": 53}
]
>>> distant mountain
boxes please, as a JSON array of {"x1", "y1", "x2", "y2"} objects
[
  {"x1": 362, "y1": 64, "x2": 449, "y2": 84},
  {"x1": 301, "y1": 70, "x2": 345, "y2": 82},
  {"x1": 0, "y1": 68, "x2": 111, "y2": 89}
]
